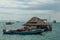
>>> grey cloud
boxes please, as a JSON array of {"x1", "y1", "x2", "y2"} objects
[
  {"x1": 18, "y1": 3, "x2": 60, "y2": 11},
  {"x1": 16, "y1": 0, "x2": 60, "y2": 11},
  {"x1": 16, "y1": 0, "x2": 32, "y2": 2},
  {"x1": 0, "y1": 0, "x2": 60, "y2": 11}
]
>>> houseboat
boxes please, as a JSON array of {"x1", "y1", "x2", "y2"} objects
[{"x1": 3, "y1": 17, "x2": 52, "y2": 35}]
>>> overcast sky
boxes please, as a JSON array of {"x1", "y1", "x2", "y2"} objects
[{"x1": 0, "y1": 0, "x2": 60, "y2": 22}]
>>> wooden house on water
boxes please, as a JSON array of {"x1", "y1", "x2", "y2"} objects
[
  {"x1": 23, "y1": 17, "x2": 52, "y2": 31},
  {"x1": 3, "y1": 17, "x2": 52, "y2": 34}
]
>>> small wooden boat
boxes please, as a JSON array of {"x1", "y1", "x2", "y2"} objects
[
  {"x1": 6, "y1": 22, "x2": 14, "y2": 25},
  {"x1": 3, "y1": 29, "x2": 43, "y2": 35}
]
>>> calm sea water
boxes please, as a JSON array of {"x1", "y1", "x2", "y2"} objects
[{"x1": 0, "y1": 22, "x2": 60, "y2": 40}]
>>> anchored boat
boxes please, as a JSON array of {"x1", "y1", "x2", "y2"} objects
[{"x1": 3, "y1": 17, "x2": 52, "y2": 35}]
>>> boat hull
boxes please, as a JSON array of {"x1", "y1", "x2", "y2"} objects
[{"x1": 3, "y1": 30, "x2": 43, "y2": 35}]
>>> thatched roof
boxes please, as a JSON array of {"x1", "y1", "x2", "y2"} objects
[{"x1": 24, "y1": 17, "x2": 49, "y2": 26}]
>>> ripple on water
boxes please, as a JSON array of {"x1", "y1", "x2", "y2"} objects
[{"x1": 0, "y1": 23, "x2": 60, "y2": 40}]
